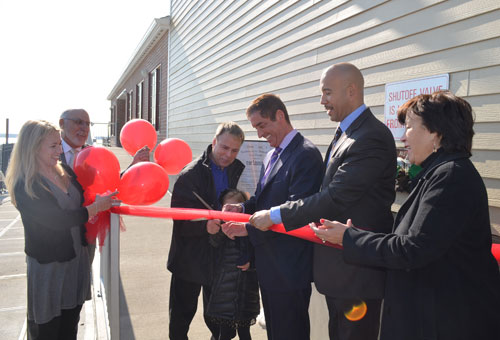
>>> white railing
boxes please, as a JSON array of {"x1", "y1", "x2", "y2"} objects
[
  {"x1": 93, "y1": 213, "x2": 120, "y2": 340},
  {"x1": 93, "y1": 210, "x2": 330, "y2": 340}
]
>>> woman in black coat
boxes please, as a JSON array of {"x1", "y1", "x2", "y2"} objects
[
  {"x1": 313, "y1": 91, "x2": 500, "y2": 340},
  {"x1": 5, "y1": 120, "x2": 117, "y2": 340}
]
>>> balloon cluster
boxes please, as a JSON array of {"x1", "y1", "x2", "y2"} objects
[{"x1": 74, "y1": 119, "x2": 192, "y2": 206}]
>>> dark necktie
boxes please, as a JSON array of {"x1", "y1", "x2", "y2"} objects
[
  {"x1": 327, "y1": 127, "x2": 343, "y2": 164},
  {"x1": 332, "y1": 126, "x2": 343, "y2": 146},
  {"x1": 261, "y1": 147, "x2": 282, "y2": 186}
]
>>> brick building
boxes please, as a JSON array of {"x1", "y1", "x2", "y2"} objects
[{"x1": 107, "y1": 16, "x2": 170, "y2": 146}]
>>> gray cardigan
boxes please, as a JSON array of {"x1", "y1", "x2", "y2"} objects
[{"x1": 15, "y1": 164, "x2": 88, "y2": 263}]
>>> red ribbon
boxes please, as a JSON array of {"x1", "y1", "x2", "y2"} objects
[
  {"x1": 492, "y1": 243, "x2": 500, "y2": 264},
  {"x1": 110, "y1": 206, "x2": 341, "y2": 249},
  {"x1": 106, "y1": 206, "x2": 500, "y2": 260}
]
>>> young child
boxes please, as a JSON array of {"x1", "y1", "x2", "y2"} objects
[{"x1": 206, "y1": 189, "x2": 260, "y2": 340}]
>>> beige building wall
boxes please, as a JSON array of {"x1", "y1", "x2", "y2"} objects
[{"x1": 167, "y1": 0, "x2": 500, "y2": 234}]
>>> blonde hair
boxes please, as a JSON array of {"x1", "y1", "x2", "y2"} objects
[
  {"x1": 215, "y1": 122, "x2": 245, "y2": 145},
  {"x1": 5, "y1": 120, "x2": 64, "y2": 206}
]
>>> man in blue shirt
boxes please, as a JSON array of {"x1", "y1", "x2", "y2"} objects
[
  {"x1": 249, "y1": 63, "x2": 397, "y2": 340},
  {"x1": 222, "y1": 94, "x2": 324, "y2": 340},
  {"x1": 167, "y1": 122, "x2": 245, "y2": 340}
]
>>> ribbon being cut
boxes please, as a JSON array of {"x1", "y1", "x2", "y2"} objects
[
  {"x1": 110, "y1": 205, "x2": 342, "y2": 249},
  {"x1": 73, "y1": 119, "x2": 500, "y2": 260},
  {"x1": 73, "y1": 118, "x2": 340, "y2": 249},
  {"x1": 74, "y1": 144, "x2": 500, "y2": 257}
]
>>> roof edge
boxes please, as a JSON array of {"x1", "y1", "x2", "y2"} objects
[{"x1": 107, "y1": 16, "x2": 170, "y2": 100}]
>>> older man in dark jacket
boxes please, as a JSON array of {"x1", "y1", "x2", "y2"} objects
[{"x1": 167, "y1": 122, "x2": 245, "y2": 340}]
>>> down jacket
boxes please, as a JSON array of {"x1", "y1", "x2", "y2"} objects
[{"x1": 206, "y1": 233, "x2": 260, "y2": 327}]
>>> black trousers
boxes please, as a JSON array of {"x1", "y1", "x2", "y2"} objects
[
  {"x1": 27, "y1": 304, "x2": 82, "y2": 340},
  {"x1": 169, "y1": 275, "x2": 220, "y2": 340},
  {"x1": 325, "y1": 297, "x2": 382, "y2": 340},
  {"x1": 260, "y1": 286, "x2": 311, "y2": 340},
  {"x1": 217, "y1": 324, "x2": 251, "y2": 340}
]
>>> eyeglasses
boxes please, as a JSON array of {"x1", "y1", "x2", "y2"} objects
[{"x1": 65, "y1": 118, "x2": 92, "y2": 127}]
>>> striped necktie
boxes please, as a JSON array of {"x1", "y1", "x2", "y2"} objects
[
  {"x1": 261, "y1": 147, "x2": 282, "y2": 186},
  {"x1": 332, "y1": 127, "x2": 343, "y2": 146}
]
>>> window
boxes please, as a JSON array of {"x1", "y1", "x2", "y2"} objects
[
  {"x1": 127, "y1": 90, "x2": 133, "y2": 121},
  {"x1": 110, "y1": 106, "x2": 116, "y2": 136},
  {"x1": 136, "y1": 82, "x2": 143, "y2": 119},
  {"x1": 148, "y1": 66, "x2": 160, "y2": 131}
]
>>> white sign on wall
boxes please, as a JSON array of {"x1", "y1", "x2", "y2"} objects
[
  {"x1": 236, "y1": 140, "x2": 271, "y2": 196},
  {"x1": 385, "y1": 74, "x2": 449, "y2": 140}
]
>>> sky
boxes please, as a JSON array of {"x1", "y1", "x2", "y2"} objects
[{"x1": 0, "y1": 0, "x2": 170, "y2": 136}]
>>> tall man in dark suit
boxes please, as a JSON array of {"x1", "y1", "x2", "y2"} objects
[
  {"x1": 222, "y1": 94, "x2": 324, "y2": 340},
  {"x1": 249, "y1": 63, "x2": 397, "y2": 340}
]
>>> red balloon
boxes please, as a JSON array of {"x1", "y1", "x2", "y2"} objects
[
  {"x1": 74, "y1": 146, "x2": 120, "y2": 196},
  {"x1": 117, "y1": 162, "x2": 169, "y2": 205},
  {"x1": 154, "y1": 138, "x2": 192, "y2": 174},
  {"x1": 492, "y1": 244, "x2": 500, "y2": 264},
  {"x1": 120, "y1": 119, "x2": 157, "y2": 156}
]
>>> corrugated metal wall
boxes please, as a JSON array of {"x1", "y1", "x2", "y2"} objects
[{"x1": 167, "y1": 0, "x2": 500, "y2": 233}]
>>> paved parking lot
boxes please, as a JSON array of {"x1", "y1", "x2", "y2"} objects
[
  {"x1": 0, "y1": 195, "x2": 94, "y2": 340},
  {"x1": 0, "y1": 196, "x2": 27, "y2": 340}
]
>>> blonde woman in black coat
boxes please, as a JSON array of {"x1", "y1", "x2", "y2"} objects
[
  {"x1": 313, "y1": 91, "x2": 500, "y2": 340},
  {"x1": 5, "y1": 120, "x2": 118, "y2": 340}
]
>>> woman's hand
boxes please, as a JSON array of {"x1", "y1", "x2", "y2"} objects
[
  {"x1": 87, "y1": 191, "x2": 120, "y2": 218},
  {"x1": 311, "y1": 218, "x2": 353, "y2": 246}
]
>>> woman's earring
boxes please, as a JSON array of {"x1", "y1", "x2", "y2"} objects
[{"x1": 433, "y1": 143, "x2": 437, "y2": 153}]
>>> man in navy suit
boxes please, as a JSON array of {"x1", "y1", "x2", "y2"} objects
[
  {"x1": 222, "y1": 94, "x2": 324, "y2": 340},
  {"x1": 250, "y1": 63, "x2": 396, "y2": 340}
]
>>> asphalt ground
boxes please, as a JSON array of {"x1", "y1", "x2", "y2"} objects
[{"x1": 0, "y1": 194, "x2": 26, "y2": 340}]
